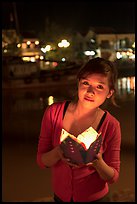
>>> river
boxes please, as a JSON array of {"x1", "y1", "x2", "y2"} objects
[{"x1": 2, "y1": 76, "x2": 135, "y2": 201}]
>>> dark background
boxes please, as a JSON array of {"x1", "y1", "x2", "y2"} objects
[
  {"x1": 2, "y1": 0, "x2": 135, "y2": 202},
  {"x1": 2, "y1": 1, "x2": 135, "y2": 33}
]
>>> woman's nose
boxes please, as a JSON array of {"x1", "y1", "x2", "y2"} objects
[{"x1": 87, "y1": 85, "x2": 95, "y2": 94}]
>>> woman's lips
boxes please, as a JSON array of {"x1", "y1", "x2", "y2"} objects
[{"x1": 84, "y1": 97, "x2": 94, "y2": 102}]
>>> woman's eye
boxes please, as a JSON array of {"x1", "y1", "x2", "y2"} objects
[
  {"x1": 97, "y1": 85, "x2": 104, "y2": 89},
  {"x1": 82, "y1": 81, "x2": 89, "y2": 85}
]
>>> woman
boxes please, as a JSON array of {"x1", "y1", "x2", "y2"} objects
[{"x1": 37, "y1": 57, "x2": 121, "y2": 202}]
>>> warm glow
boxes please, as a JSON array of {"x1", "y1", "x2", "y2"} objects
[
  {"x1": 58, "y1": 42, "x2": 63, "y2": 48},
  {"x1": 132, "y1": 42, "x2": 135, "y2": 48},
  {"x1": 48, "y1": 96, "x2": 54, "y2": 105},
  {"x1": 116, "y1": 52, "x2": 122, "y2": 59},
  {"x1": 41, "y1": 48, "x2": 46, "y2": 53},
  {"x1": 52, "y1": 62, "x2": 58, "y2": 67},
  {"x1": 45, "y1": 61, "x2": 50, "y2": 65},
  {"x1": 96, "y1": 49, "x2": 101, "y2": 57},
  {"x1": 60, "y1": 127, "x2": 99, "y2": 150},
  {"x1": 22, "y1": 43, "x2": 27, "y2": 49},
  {"x1": 129, "y1": 54, "x2": 135, "y2": 59},
  {"x1": 17, "y1": 43, "x2": 21, "y2": 48},
  {"x1": 27, "y1": 41, "x2": 31, "y2": 45},
  {"x1": 90, "y1": 39, "x2": 95, "y2": 43},
  {"x1": 22, "y1": 57, "x2": 30, "y2": 61},
  {"x1": 58, "y1": 39, "x2": 70, "y2": 48},
  {"x1": 45, "y1": 45, "x2": 51, "y2": 51},
  {"x1": 35, "y1": 55, "x2": 39, "y2": 59},
  {"x1": 130, "y1": 77, "x2": 135, "y2": 90},
  {"x1": 41, "y1": 45, "x2": 51, "y2": 53},
  {"x1": 84, "y1": 51, "x2": 95, "y2": 56},
  {"x1": 22, "y1": 56, "x2": 36, "y2": 62},
  {"x1": 40, "y1": 56, "x2": 44, "y2": 60},
  {"x1": 116, "y1": 49, "x2": 135, "y2": 59},
  {"x1": 30, "y1": 57, "x2": 36, "y2": 62},
  {"x1": 35, "y1": 41, "x2": 39, "y2": 45},
  {"x1": 117, "y1": 76, "x2": 135, "y2": 95}
]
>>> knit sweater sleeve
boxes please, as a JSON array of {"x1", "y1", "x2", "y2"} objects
[{"x1": 101, "y1": 115, "x2": 121, "y2": 184}]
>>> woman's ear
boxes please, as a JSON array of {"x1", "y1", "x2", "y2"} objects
[{"x1": 107, "y1": 89, "x2": 114, "y2": 98}]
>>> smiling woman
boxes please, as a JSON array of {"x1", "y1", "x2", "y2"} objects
[
  {"x1": 2, "y1": 55, "x2": 135, "y2": 201},
  {"x1": 78, "y1": 74, "x2": 114, "y2": 107},
  {"x1": 76, "y1": 57, "x2": 118, "y2": 106},
  {"x1": 37, "y1": 57, "x2": 121, "y2": 202}
]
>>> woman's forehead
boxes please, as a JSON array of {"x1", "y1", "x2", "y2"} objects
[{"x1": 81, "y1": 73, "x2": 108, "y2": 80}]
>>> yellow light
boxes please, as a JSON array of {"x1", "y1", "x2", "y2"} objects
[
  {"x1": 132, "y1": 42, "x2": 135, "y2": 48},
  {"x1": 35, "y1": 55, "x2": 39, "y2": 59},
  {"x1": 40, "y1": 56, "x2": 44, "y2": 60},
  {"x1": 17, "y1": 43, "x2": 21, "y2": 48},
  {"x1": 129, "y1": 54, "x2": 135, "y2": 59},
  {"x1": 27, "y1": 41, "x2": 31, "y2": 45},
  {"x1": 30, "y1": 57, "x2": 36, "y2": 62},
  {"x1": 35, "y1": 41, "x2": 39, "y2": 45},
  {"x1": 45, "y1": 45, "x2": 51, "y2": 51},
  {"x1": 48, "y1": 96, "x2": 54, "y2": 105},
  {"x1": 45, "y1": 61, "x2": 50, "y2": 65},
  {"x1": 22, "y1": 57, "x2": 30, "y2": 61},
  {"x1": 58, "y1": 39, "x2": 70, "y2": 48}
]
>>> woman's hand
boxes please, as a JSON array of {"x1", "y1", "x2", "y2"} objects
[
  {"x1": 58, "y1": 148, "x2": 103, "y2": 169},
  {"x1": 57, "y1": 146, "x2": 84, "y2": 168},
  {"x1": 86, "y1": 152, "x2": 103, "y2": 168},
  {"x1": 85, "y1": 152, "x2": 115, "y2": 181}
]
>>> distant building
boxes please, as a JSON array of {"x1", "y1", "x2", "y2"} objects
[
  {"x1": 2, "y1": 27, "x2": 135, "y2": 63},
  {"x1": 73, "y1": 27, "x2": 135, "y2": 62},
  {"x1": 93, "y1": 27, "x2": 135, "y2": 61},
  {"x1": 2, "y1": 29, "x2": 20, "y2": 56},
  {"x1": 17, "y1": 31, "x2": 43, "y2": 61}
]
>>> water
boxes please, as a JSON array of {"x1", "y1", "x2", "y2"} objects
[
  {"x1": 2, "y1": 76, "x2": 135, "y2": 144},
  {"x1": 2, "y1": 79, "x2": 135, "y2": 201},
  {"x1": 2, "y1": 84, "x2": 76, "y2": 142}
]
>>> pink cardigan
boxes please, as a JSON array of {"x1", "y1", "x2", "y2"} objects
[{"x1": 37, "y1": 101, "x2": 121, "y2": 202}]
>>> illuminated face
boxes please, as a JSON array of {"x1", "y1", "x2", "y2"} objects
[{"x1": 78, "y1": 73, "x2": 114, "y2": 108}]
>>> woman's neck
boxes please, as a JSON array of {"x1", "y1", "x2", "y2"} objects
[{"x1": 72, "y1": 101, "x2": 99, "y2": 119}]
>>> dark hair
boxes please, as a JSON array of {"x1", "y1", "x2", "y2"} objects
[{"x1": 77, "y1": 57, "x2": 118, "y2": 106}]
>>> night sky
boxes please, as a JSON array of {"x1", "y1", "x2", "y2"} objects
[{"x1": 2, "y1": 1, "x2": 135, "y2": 34}]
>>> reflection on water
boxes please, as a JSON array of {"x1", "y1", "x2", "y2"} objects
[
  {"x1": 117, "y1": 76, "x2": 135, "y2": 97},
  {"x1": 3, "y1": 76, "x2": 135, "y2": 112},
  {"x1": 3, "y1": 84, "x2": 76, "y2": 142},
  {"x1": 2, "y1": 75, "x2": 135, "y2": 202},
  {"x1": 3, "y1": 76, "x2": 135, "y2": 143}
]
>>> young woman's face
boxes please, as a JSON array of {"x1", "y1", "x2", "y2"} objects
[{"x1": 78, "y1": 73, "x2": 114, "y2": 108}]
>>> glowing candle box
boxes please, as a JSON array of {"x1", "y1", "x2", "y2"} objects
[{"x1": 60, "y1": 127, "x2": 102, "y2": 165}]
